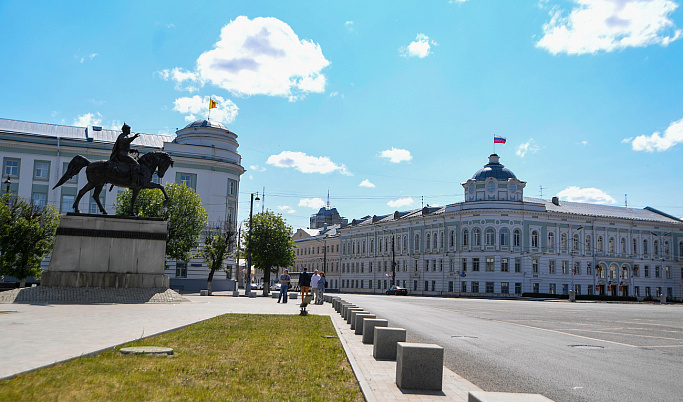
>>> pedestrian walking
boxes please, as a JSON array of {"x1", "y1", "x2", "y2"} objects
[
  {"x1": 316, "y1": 272, "x2": 326, "y2": 304},
  {"x1": 277, "y1": 269, "x2": 291, "y2": 303},
  {"x1": 310, "y1": 270, "x2": 321, "y2": 304}
]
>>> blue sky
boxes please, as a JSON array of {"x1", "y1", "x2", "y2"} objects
[{"x1": 1, "y1": 0, "x2": 682, "y2": 229}]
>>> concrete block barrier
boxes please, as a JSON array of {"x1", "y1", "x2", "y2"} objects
[
  {"x1": 362, "y1": 319, "x2": 388, "y2": 344},
  {"x1": 396, "y1": 342, "x2": 444, "y2": 391},
  {"x1": 346, "y1": 307, "x2": 364, "y2": 323},
  {"x1": 349, "y1": 310, "x2": 368, "y2": 328},
  {"x1": 354, "y1": 314, "x2": 376, "y2": 335},
  {"x1": 467, "y1": 391, "x2": 553, "y2": 402},
  {"x1": 341, "y1": 304, "x2": 356, "y2": 318},
  {"x1": 373, "y1": 327, "x2": 406, "y2": 360}
]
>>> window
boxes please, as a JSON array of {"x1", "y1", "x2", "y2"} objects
[
  {"x1": 654, "y1": 240, "x2": 659, "y2": 255},
  {"x1": 403, "y1": 235, "x2": 407, "y2": 251},
  {"x1": 34, "y1": 161, "x2": 49, "y2": 179},
  {"x1": 61, "y1": 195, "x2": 74, "y2": 213},
  {"x1": 598, "y1": 236, "x2": 603, "y2": 251},
  {"x1": 461, "y1": 281, "x2": 467, "y2": 292},
  {"x1": 426, "y1": 233, "x2": 431, "y2": 250},
  {"x1": 486, "y1": 257, "x2": 494, "y2": 272},
  {"x1": 562, "y1": 260, "x2": 568, "y2": 275},
  {"x1": 424, "y1": 281, "x2": 428, "y2": 291},
  {"x1": 609, "y1": 237, "x2": 615, "y2": 253},
  {"x1": 655, "y1": 266, "x2": 660, "y2": 278},
  {"x1": 548, "y1": 232, "x2": 555, "y2": 250},
  {"x1": 3, "y1": 159, "x2": 19, "y2": 176},
  {"x1": 180, "y1": 174, "x2": 192, "y2": 187},
  {"x1": 533, "y1": 283, "x2": 539, "y2": 293},
  {"x1": 561, "y1": 233, "x2": 567, "y2": 250},
  {"x1": 620, "y1": 238, "x2": 626, "y2": 254},
  {"x1": 472, "y1": 282, "x2": 479, "y2": 293},
  {"x1": 450, "y1": 231, "x2": 455, "y2": 248},
  {"x1": 436, "y1": 232, "x2": 440, "y2": 249},
  {"x1": 415, "y1": 234, "x2": 420, "y2": 251},
  {"x1": 586, "y1": 262, "x2": 592, "y2": 276},
  {"x1": 486, "y1": 282, "x2": 494, "y2": 293},
  {"x1": 89, "y1": 194, "x2": 105, "y2": 214},
  {"x1": 228, "y1": 179, "x2": 237, "y2": 196},
  {"x1": 586, "y1": 235, "x2": 592, "y2": 251},
  {"x1": 549, "y1": 283, "x2": 556, "y2": 294},
  {"x1": 176, "y1": 172, "x2": 197, "y2": 190},
  {"x1": 462, "y1": 229, "x2": 469, "y2": 247},
  {"x1": 549, "y1": 260, "x2": 555, "y2": 274},
  {"x1": 487, "y1": 181, "x2": 496, "y2": 192},
  {"x1": 485, "y1": 228, "x2": 495, "y2": 246},
  {"x1": 633, "y1": 239, "x2": 638, "y2": 255},
  {"x1": 449, "y1": 281, "x2": 454, "y2": 292},
  {"x1": 431, "y1": 280, "x2": 436, "y2": 291},
  {"x1": 573, "y1": 234, "x2": 579, "y2": 251},
  {"x1": 643, "y1": 239, "x2": 648, "y2": 255},
  {"x1": 500, "y1": 228, "x2": 509, "y2": 246},
  {"x1": 514, "y1": 258, "x2": 521, "y2": 273},
  {"x1": 501, "y1": 282, "x2": 509, "y2": 294},
  {"x1": 473, "y1": 228, "x2": 481, "y2": 246},
  {"x1": 515, "y1": 283, "x2": 522, "y2": 294},
  {"x1": 532, "y1": 259, "x2": 538, "y2": 273},
  {"x1": 501, "y1": 258, "x2": 509, "y2": 272},
  {"x1": 531, "y1": 231, "x2": 539, "y2": 248},
  {"x1": 472, "y1": 258, "x2": 480, "y2": 272},
  {"x1": 176, "y1": 261, "x2": 187, "y2": 278},
  {"x1": 32, "y1": 193, "x2": 47, "y2": 208},
  {"x1": 462, "y1": 258, "x2": 467, "y2": 272},
  {"x1": 574, "y1": 262, "x2": 580, "y2": 275},
  {"x1": 513, "y1": 230, "x2": 521, "y2": 247}
]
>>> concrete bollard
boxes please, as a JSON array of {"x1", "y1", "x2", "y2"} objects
[
  {"x1": 346, "y1": 308, "x2": 364, "y2": 324},
  {"x1": 289, "y1": 293, "x2": 298, "y2": 299},
  {"x1": 349, "y1": 310, "x2": 368, "y2": 328},
  {"x1": 467, "y1": 391, "x2": 554, "y2": 401},
  {"x1": 373, "y1": 327, "x2": 407, "y2": 360},
  {"x1": 341, "y1": 303, "x2": 354, "y2": 316},
  {"x1": 354, "y1": 314, "x2": 376, "y2": 335},
  {"x1": 199, "y1": 290, "x2": 209, "y2": 296},
  {"x1": 395, "y1": 342, "x2": 444, "y2": 391},
  {"x1": 342, "y1": 305, "x2": 358, "y2": 320},
  {"x1": 660, "y1": 294, "x2": 667, "y2": 304},
  {"x1": 362, "y1": 319, "x2": 388, "y2": 344}
]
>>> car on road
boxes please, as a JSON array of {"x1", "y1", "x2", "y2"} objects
[
  {"x1": 385, "y1": 285, "x2": 408, "y2": 295},
  {"x1": 270, "y1": 283, "x2": 281, "y2": 291}
]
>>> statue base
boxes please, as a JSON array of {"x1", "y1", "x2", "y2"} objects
[{"x1": 42, "y1": 214, "x2": 168, "y2": 288}]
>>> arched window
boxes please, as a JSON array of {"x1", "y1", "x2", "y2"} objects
[
  {"x1": 500, "y1": 228, "x2": 509, "y2": 246},
  {"x1": 609, "y1": 265, "x2": 617, "y2": 279},
  {"x1": 462, "y1": 229, "x2": 469, "y2": 247},
  {"x1": 622, "y1": 265, "x2": 628, "y2": 279},
  {"x1": 548, "y1": 232, "x2": 555, "y2": 250},
  {"x1": 560, "y1": 233, "x2": 567, "y2": 250},
  {"x1": 513, "y1": 229, "x2": 521, "y2": 247},
  {"x1": 620, "y1": 238, "x2": 626, "y2": 254},
  {"x1": 586, "y1": 235, "x2": 591, "y2": 251},
  {"x1": 426, "y1": 233, "x2": 431, "y2": 250},
  {"x1": 531, "y1": 231, "x2": 539, "y2": 248},
  {"x1": 572, "y1": 234, "x2": 579, "y2": 251},
  {"x1": 598, "y1": 236, "x2": 603, "y2": 251},
  {"x1": 473, "y1": 228, "x2": 481, "y2": 246},
  {"x1": 609, "y1": 237, "x2": 615, "y2": 253},
  {"x1": 643, "y1": 239, "x2": 648, "y2": 254},
  {"x1": 485, "y1": 228, "x2": 495, "y2": 246}
]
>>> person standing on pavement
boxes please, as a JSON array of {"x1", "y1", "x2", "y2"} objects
[
  {"x1": 299, "y1": 267, "x2": 311, "y2": 300},
  {"x1": 316, "y1": 272, "x2": 326, "y2": 305},
  {"x1": 277, "y1": 269, "x2": 291, "y2": 303},
  {"x1": 310, "y1": 270, "x2": 321, "y2": 304}
]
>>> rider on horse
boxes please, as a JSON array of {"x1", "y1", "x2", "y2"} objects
[{"x1": 110, "y1": 123, "x2": 141, "y2": 186}]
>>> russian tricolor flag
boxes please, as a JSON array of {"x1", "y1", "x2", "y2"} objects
[{"x1": 494, "y1": 135, "x2": 506, "y2": 144}]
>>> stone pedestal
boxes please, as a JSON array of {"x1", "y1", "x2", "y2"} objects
[{"x1": 42, "y1": 214, "x2": 168, "y2": 288}]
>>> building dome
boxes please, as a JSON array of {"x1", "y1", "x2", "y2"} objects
[
  {"x1": 183, "y1": 119, "x2": 228, "y2": 130},
  {"x1": 471, "y1": 154, "x2": 517, "y2": 181}
]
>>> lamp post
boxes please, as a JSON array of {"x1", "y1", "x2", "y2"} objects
[{"x1": 246, "y1": 192, "x2": 260, "y2": 297}]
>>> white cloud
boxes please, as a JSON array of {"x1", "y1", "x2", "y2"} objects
[
  {"x1": 161, "y1": 16, "x2": 330, "y2": 100},
  {"x1": 278, "y1": 205, "x2": 296, "y2": 214},
  {"x1": 172, "y1": 95, "x2": 238, "y2": 124},
  {"x1": 380, "y1": 147, "x2": 412, "y2": 163},
  {"x1": 449, "y1": 0, "x2": 470, "y2": 3},
  {"x1": 345, "y1": 21, "x2": 354, "y2": 31},
  {"x1": 536, "y1": 0, "x2": 682, "y2": 55},
  {"x1": 387, "y1": 197, "x2": 414, "y2": 208},
  {"x1": 627, "y1": 117, "x2": 683, "y2": 152},
  {"x1": 400, "y1": 34, "x2": 437, "y2": 58},
  {"x1": 267, "y1": 151, "x2": 350, "y2": 175},
  {"x1": 557, "y1": 186, "x2": 616, "y2": 204},
  {"x1": 359, "y1": 179, "x2": 376, "y2": 188},
  {"x1": 299, "y1": 198, "x2": 326, "y2": 209},
  {"x1": 73, "y1": 112, "x2": 102, "y2": 127},
  {"x1": 516, "y1": 139, "x2": 540, "y2": 158},
  {"x1": 249, "y1": 165, "x2": 266, "y2": 172}
]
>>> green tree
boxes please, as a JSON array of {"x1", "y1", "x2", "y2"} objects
[
  {"x1": 0, "y1": 193, "x2": 60, "y2": 286},
  {"x1": 244, "y1": 211, "x2": 295, "y2": 295},
  {"x1": 199, "y1": 221, "x2": 237, "y2": 295},
  {"x1": 114, "y1": 183, "x2": 208, "y2": 262}
]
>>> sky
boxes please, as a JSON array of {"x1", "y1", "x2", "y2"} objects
[{"x1": 1, "y1": 0, "x2": 682, "y2": 229}]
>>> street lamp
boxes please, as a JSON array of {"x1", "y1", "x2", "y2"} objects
[{"x1": 246, "y1": 192, "x2": 260, "y2": 297}]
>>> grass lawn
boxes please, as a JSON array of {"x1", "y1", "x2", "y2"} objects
[{"x1": 0, "y1": 314, "x2": 362, "y2": 401}]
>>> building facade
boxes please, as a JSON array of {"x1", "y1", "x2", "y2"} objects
[
  {"x1": 0, "y1": 118, "x2": 244, "y2": 289},
  {"x1": 338, "y1": 154, "x2": 683, "y2": 299},
  {"x1": 291, "y1": 224, "x2": 341, "y2": 290}
]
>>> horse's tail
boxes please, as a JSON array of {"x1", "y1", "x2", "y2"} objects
[{"x1": 52, "y1": 155, "x2": 89, "y2": 189}]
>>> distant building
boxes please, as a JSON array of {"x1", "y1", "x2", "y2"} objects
[
  {"x1": 310, "y1": 206, "x2": 348, "y2": 229},
  {"x1": 338, "y1": 154, "x2": 683, "y2": 299},
  {"x1": 0, "y1": 117, "x2": 244, "y2": 290},
  {"x1": 288, "y1": 224, "x2": 341, "y2": 290}
]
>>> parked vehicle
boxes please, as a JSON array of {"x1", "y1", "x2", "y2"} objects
[{"x1": 385, "y1": 285, "x2": 408, "y2": 296}]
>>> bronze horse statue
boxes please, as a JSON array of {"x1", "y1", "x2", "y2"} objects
[{"x1": 53, "y1": 151, "x2": 174, "y2": 216}]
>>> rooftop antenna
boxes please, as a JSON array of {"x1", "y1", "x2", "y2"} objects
[
  {"x1": 539, "y1": 185, "x2": 546, "y2": 199},
  {"x1": 625, "y1": 194, "x2": 628, "y2": 208},
  {"x1": 327, "y1": 189, "x2": 330, "y2": 209},
  {"x1": 261, "y1": 186, "x2": 265, "y2": 213},
  {"x1": 421, "y1": 196, "x2": 424, "y2": 209}
]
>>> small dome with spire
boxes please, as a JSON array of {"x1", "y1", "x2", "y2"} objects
[{"x1": 471, "y1": 154, "x2": 518, "y2": 181}]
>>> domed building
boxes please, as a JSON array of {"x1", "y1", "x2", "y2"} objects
[
  {"x1": 0, "y1": 117, "x2": 244, "y2": 290},
  {"x1": 335, "y1": 154, "x2": 682, "y2": 300}
]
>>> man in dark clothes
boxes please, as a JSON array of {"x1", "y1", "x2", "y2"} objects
[{"x1": 299, "y1": 267, "x2": 311, "y2": 300}]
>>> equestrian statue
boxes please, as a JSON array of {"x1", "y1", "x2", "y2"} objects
[{"x1": 53, "y1": 123, "x2": 174, "y2": 216}]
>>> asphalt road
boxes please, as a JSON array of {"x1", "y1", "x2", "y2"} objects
[{"x1": 341, "y1": 294, "x2": 683, "y2": 402}]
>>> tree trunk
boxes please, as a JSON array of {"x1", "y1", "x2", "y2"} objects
[
  {"x1": 20, "y1": 277, "x2": 26, "y2": 288},
  {"x1": 207, "y1": 266, "x2": 216, "y2": 296},
  {"x1": 263, "y1": 265, "x2": 271, "y2": 296}
]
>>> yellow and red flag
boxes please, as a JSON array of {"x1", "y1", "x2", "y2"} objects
[{"x1": 209, "y1": 98, "x2": 217, "y2": 109}]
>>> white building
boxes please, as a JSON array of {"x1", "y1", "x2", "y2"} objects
[
  {"x1": 338, "y1": 154, "x2": 683, "y2": 300},
  {"x1": 0, "y1": 118, "x2": 244, "y2": 290}
]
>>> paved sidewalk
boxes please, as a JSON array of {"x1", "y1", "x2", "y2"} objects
[{"x1": 0, "y1": 291, "x2": 481, "y2": 400}]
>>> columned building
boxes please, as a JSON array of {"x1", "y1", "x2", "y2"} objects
[
  {"x1": 338, "y1": 154, "x2": 683, "y2": 299},
  {"x1": 0, "y1": 118, "x2": 244, "y2": 290}
]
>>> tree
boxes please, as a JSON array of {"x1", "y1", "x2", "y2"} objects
[
  {"x1": 244, "y1": 211, "x2": 296, "y2": 296},
  {"x1": 200, "y1": 221, "x2": 237, "y2": 295},
  {"x1": 0, "y1": 193, "x2": 60, "y2": 286},
  {"x1": 114, "y1": 183, "x2": 208, "y2": 261}
]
